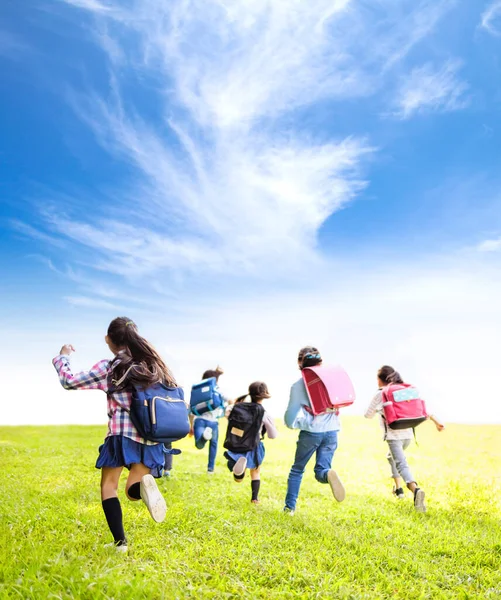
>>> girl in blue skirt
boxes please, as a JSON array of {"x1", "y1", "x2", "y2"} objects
[
  {"x1": 224, "y1": 382, "x2": 278, "y2": 504},
  {"x1": 52, "y1": 317, "x2": 178, "y2": 552}
]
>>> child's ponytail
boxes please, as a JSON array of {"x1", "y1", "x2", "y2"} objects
[
  {"x1": 236, "y1": 382, "x2": 271, "y2": 404},
  {"x1": 378, "y1": 365, "x2": 404, "y2": 385}
]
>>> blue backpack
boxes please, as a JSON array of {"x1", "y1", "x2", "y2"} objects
[
  {"x1": 111, "y1": 367, "x2": 190, "y2": 443},
  {"x1": 190, "y1": 377, "x2": 225, "y2": 416}
]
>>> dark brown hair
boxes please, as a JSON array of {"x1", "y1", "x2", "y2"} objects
[
  {"x1": 236, "y1": 381, "x2": 271, "y2": 404},
  {"x1": 298, "y1": 346, "x2": 322, "y2": 370},
  {"x1": 378, "y1": 365, "x2": 404, "y2": 385},
  {"x1": 202, "y1": 369, "x2": 221, "y2": 382},
  {"x1": 108, "y1": 317, "x2": 177, "y2": 388}
]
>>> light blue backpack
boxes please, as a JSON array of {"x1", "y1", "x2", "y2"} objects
[{"x1": 189, "y1": 377, "x2": 225, "y2": 416}]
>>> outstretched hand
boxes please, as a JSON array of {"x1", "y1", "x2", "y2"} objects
[
  {"x1": 59, "y1": 344, "x2": 76, "y2": 356},
  {"x1": 435, "y1": 423, "x2": 445, "y2": 432}
]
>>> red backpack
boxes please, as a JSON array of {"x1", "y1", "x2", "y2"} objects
[
  {"x1": 381, "y1": 383, "x2": 428, "y2": 430},
  {"x1": 302, "y1": 365, "x2": 355, "y2": 416}
]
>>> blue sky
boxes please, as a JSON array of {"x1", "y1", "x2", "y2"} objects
[{"x1": 1, "y1": 0, "x2": 501, "y2": 425}]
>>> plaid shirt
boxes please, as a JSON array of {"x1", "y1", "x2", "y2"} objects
[{"x1": 52, "y1": 354, "x2": 157, "y2": 446}]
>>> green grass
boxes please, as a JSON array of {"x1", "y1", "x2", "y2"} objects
[{"x1": 1, "y1": 419, "x2": 500, "y2": 599}]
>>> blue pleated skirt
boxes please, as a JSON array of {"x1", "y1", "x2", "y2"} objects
[
  {"x1": 95, "y1": 435, "x2": 165, "y2": 478},
  {"x1": 226, "y1": 441, "x2": 265, "y2": 469}
]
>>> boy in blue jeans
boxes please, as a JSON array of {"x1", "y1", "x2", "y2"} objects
[
  {"x1": 190, "y1": 366, "x2": 228, "y2": 474},
  {"x1": 283, "y1": 347, "x2": 345, "y2": 515}
]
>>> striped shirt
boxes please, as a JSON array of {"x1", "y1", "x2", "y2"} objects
[
  {"x1": 52, "y1": 353, "x2": 157, "y2": 446},
  {"x1": 364, "y1": 390, "x2": 413, "y2": 441}
]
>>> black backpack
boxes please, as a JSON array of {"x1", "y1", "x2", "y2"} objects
[{"x1": 223, "y1": 402, "x2": 265, "y2": 453}]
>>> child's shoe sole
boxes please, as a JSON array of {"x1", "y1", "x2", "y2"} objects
[
  {"x1": 232, "y1": 457, "x2": 247, "y2": 477},
  {"x1": 414, "y1": 489, "x2": 426, "y2": 513},
  {"x1": 104, "y1": 542, "x2": 128, "y2": 553},
  {"x1": 140, "y1": 474, "x2": 167, "y2": 523},
  {"x1": 202, "y1": 427, "x2": 213, "y2": 441},
  {"x1": 327, "y1": 470, "x2": 346, "y2": 502}
]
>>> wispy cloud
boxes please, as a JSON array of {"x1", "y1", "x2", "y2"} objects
[
  {"x1": 21, "y1": 0, "x2": 454, "y2": 284},
  {"x1": 64, "y1": 295, "x2": 123, "y2": 310},
  {"x1": 391, "y1": 60, "x2": 469, "y2": 120},
  {"x1": 11, "y1": 220, "x2": 67, "y2": 249},
  {"x1": 480, "y1": 1, "x2": 501, "y2": 36},
  {"x1": 477, "y1": 237, "x2": 501, "y2": 252},
  {"x1": 0, "y1": 30, "x2": 29, "y2": 60}
]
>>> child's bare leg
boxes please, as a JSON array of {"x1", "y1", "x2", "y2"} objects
[
  {"x1": 393, "y1": 476, "x2": 402, "y2": 489},
  {"x1": 406, "y1": 481, "x2": 417, "y2": 493},
  {"x1": 126, "y1": 463, "x2": 167, "y2": 523},
  {"x1": 125, "y1": 462, "x2": 151, "y2": 501}
]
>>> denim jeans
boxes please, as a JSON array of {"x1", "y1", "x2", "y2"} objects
[
  {"x1": 194, "y1": 418, "x2": 219, "y2": 471},
  {"x1": 285, "y1": 430, "x2": 338, "y2": 510}
]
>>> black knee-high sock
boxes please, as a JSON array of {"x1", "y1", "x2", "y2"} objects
[
  {"x1": 251, "y1": 479, "x2": 260, "y2": 501},
  {"x1": 128, "y1": 482, "x2": 141, "y2": 500},
  {"x1": 102, "y1": 497, "x2": 127, "y2": 545}
]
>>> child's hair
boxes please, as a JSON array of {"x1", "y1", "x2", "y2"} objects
[
  {"x1": 236, "y1": 381, "x2": 271, "y2": 403},
  {"x1": 108, "y1": 317, "x2": 177, "y2": 388},
  {"x1": 378, "y1": 365, "x2": 404, "y2": 385},
  {"x1": 202, "y1": 369, "x2": 222, "y2": 382},
  {"x1": 298, "y1": 346, "x2": 322, "y2": 370}
]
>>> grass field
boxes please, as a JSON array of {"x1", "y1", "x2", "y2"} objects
[{"x1": 1, "y1": 418, "x2": 500, "y2": 599}]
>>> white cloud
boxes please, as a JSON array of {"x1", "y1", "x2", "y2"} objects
[
  {"x1": 480, "y1": 1, "x2": 501, "y2": 36},
  {"x1": 392, "y1": 60, "x2": 469, "y2": 119},
  {"x1": 31, "y1": 0, "x2": 453, "y2": 282},
  {"x1": 477, "y1": 237, "x2": 501, "y2": 252},
  {"x1": 64, "y1": 295, "x2": 123, "y2": 310},
  {"x1": 11, "y1": 219, "x2": 67, "y2": 249},
  {"x1": 60, "y1": 0, "x2": 114, "y2": 12}
]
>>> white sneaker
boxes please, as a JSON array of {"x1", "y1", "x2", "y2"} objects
[
  {"x1": 414, "y1": 488, "x2": 426, "y2": 513},
  {"x1": 327, "y1": 470, "x2": 346, "y2": 502},
  {"x1": 232, "y1": 457, "x2": 247, "y2": 477},
  {"x1": 283, "y1": 507, "x2": 295, "y2": 516},
  {"x1": 202, "y1": 427, "x2": 213, "y2": 441},
  {"x1": 105, "y1": 542, "x2": 128, "y2": 553},
  {"x1": 207, "y1": 469, "x2": 215, "y2": 475},
  {"x1": 140, "y1": 474, "x2": 167, "y2": 523}
]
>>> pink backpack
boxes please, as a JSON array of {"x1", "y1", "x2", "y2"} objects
[
  {"x1": 302, "y1": 365, "x2": 355, "y2": 416},
  {"x1": 381, "y1": 383, "x2": 428, "y2": 430}
]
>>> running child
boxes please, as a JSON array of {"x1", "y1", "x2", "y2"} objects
[
  {"x1": 190, "y1": 366, "x2": 229, "y2": 474},
  {"x1": 52, "y1": 317, "x2": 177, "y2": 552},
  {"x1": 224, "y1": 382, "x2": 277, "y2": 504},
  {"x1": 364, "y1": 365, "x2": 445, "y2": 512},
  {"x1": 283, "y1": 347, "x2": 345, "y2": 515}
]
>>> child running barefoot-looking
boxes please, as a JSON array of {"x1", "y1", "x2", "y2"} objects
[
  {"x1": 52, "y1": 317, "x2": 177, "y2": 552},
  {"x1": 224, "y1": 382, "x2": 277, "y2": 504},
  {"x1": 364, "y1": 365, "x2": 445, "y2": 513}
]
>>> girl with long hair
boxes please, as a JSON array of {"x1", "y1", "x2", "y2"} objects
[{"x1": 52, "y1": 317, "x2": 178, "y2": 552}]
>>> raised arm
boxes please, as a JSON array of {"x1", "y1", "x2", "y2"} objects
[{"x1": 53, "y1": 353, "x2": 110, "y2": 392}]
